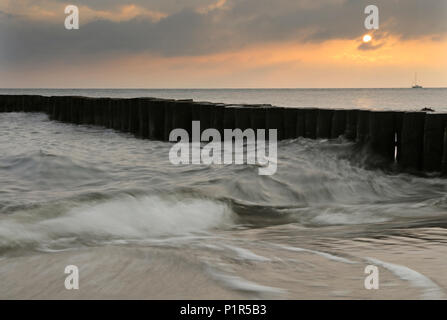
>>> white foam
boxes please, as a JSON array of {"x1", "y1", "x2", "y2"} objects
[
  {"x1": 274, "y1": 244, "x2": 355, "y2": 264},
  {"x1": 311, "y1": 209, "x2": 389, "y2": 225},
  {"x1": 223, "y1": 245, "x2": 271, "y2": 262},
  {"x1": 366, "y1": 257, "x2": 445, "y2": 300},
  {"x1": 0, "y1": 195, "x2": 235, "y2": 248},
  {"x1": 207, "y1": 268, "x2": 285, "y2": 297}
]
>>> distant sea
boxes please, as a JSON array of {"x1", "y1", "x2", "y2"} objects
[{"x1": 1, "y1": 88, "x2": 447, "y2": 112}]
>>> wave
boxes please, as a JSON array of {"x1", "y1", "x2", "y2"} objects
[
  {"x1": 0, "y1": 150, "x2": 108, "y2": 185},
  {"x1": 1, "y1": 113, "x2": 447, "y2": 253},
  {"x1": 366, "y1": 257, "x2": 445, "y2": 299},
  {"x1": 0, "y1": 193, "x2": 234, "y2": 254}
]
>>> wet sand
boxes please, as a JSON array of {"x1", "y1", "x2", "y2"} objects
[{"x1": 1, "y1": 226, "x2": 446, "y2": 300}]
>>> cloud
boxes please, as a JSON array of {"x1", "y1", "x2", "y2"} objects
[
  {"x1": 357, "y1": 41, "x2": 385, "y2": 51},
  {"x1": 197, "y1": 0, "x2": 229, "y2": 14},
  {"x1": 0, "y1": 0, "x2": 446, "y2": 66}
]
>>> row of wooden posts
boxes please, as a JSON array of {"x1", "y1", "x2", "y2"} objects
[{"x1": 1, "y1": 94, "x2": 447, "y2": 175}]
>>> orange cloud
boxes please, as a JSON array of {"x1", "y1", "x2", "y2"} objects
[
  {"x1": 0, "y1": 1, "x2": 166, "y2": 23},
  {"x1": 198, "y1": 0, "x2": 229, "y2": 14},
  {"x1": 6, "y1": 36, "x2": 445, "y2": 88},
  {"x1": 80, "y1": 4, "x2": 167, "y2": 23}
]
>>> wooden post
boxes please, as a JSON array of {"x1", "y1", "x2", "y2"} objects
[
  {"x1": 250, "y1": 106, "x2": 267, "y2": 140},
  {"x1": 266, "y1": 107, "x2": 284, "y2": 140},
  {"x1": 442, "y1": 127, "x2": 447, "y2": 176},
  {"x1": 345, "y1": 110, "x2": 359, "y2": 140},
  {"x1": 368, "y1": 111, "x2": 396, "y2": 161},
  {"x1": 316, "y1": 109, "x2": 334, "y2": 139},
  {"x1": 213, "y1": 103, "x2": 226, "y2": 138},
  {"x1": 423, "y1": 113, "x2": 447, "y2": 172},
  {"x1": 356, "y1": 110, "x2": 370, "y2": 143},
  {"x1": 331, "y1": 109, "x2": 347, "y2": 139},
  {"x1": 127, "y1": 98, "x2": 140, "y2": 135},
  {"x1": 398, "y1": 112, "x2": 426, "y2": 170},
  {"x1": 138, "y1": 98, "x2": 153, "y2": 138},
  {"x1": 234, "y1": 106, "x2": 252, "y2": 132},
  {"x1": 304, "y1": 108, "x2": 318, "y2": 139},
  {"x1": 283, "y1": 108, "x2": 298, "y2": 139},
  {"x1": 148, "y1": 99, "x2": 166, "y2": 141}
]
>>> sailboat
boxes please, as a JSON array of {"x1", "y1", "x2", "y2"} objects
[{"x1": 412, "y1": 73, "x2": 423, "y2": 88}]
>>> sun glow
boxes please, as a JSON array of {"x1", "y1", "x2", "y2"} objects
[{"x1": 363, "y1": 34, "x2": 372, "y2": 43}]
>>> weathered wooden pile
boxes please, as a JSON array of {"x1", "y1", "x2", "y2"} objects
[{"x1": 1, "y1": 94, "x2": 446, "y2": 174}]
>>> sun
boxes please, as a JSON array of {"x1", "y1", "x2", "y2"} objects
[{"x1": 363, "y1": 34, "x2": 372, "y2": 43}]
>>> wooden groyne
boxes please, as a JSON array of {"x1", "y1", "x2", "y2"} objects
[{"x1": 1, "y1": 94, "x2": 447, "y2": 175}]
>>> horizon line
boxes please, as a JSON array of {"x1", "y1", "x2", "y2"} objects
[{"x1": 1, "y1": 87, "x2": 447, "y2": 90}]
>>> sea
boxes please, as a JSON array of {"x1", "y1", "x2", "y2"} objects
[{"x1": 0, "y1": 88, "x2": 447, "y2": 299}]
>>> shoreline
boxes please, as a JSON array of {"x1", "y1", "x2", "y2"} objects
[{"x1": 1, "y1": 226, "x2": 446, "y2": 299}]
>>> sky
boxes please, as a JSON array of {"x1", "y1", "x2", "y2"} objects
[{"x1": 0, "y1": 0, "x2": 446, "y2": 88}]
